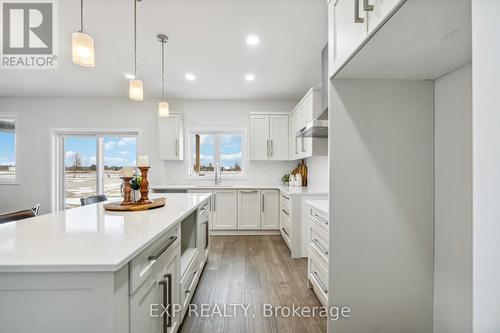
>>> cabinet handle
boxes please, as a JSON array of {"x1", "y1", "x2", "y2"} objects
[
  {"x1": 262, "y1": 194, "x2": 265, "y2": 212},
  {"x1": 266, "y1": 140, "x2": 270, "y2": 157},
  {"x1": 281, "y1": 227, "x2": 290, "y2": 237},
  {"x1": 175, "y1": 139, "x2": 178, "y2": 156},
  {"x1": 281, "y1": 195, "x2": 290, "y2": 200},
  {"x1": 159, "y1": 273, "x2": 172, "y2": 329},
  {"x1": 271, "y1": 140, "x2": 274, "y2": 157},
  {"x1": 354, "y1": 0, "x2": 364, "y2": 23},
  {"x1": 148, "y1": 236, "x2": 177, "y2": 261},
  {"x1": 312, "y1": 239, "x2": 329, "y2": 255},
  {"x1": 282, "y1": 209, "x2": 289, "y2": 216},
  {"x1": 363, "y1": 0, "x2": 374, "y2": 11},
  {"x1": 185, "y1": 271, "x2": 198, "y2": 294},
  {"x1": 312, "y1": 271, "x2": 328, "y2": 294},
  {"x1": 241, "y1": 190, "x2": 258, "y2": 193},
  {"x1": 312, "y1": 213, "x2": 329, "y2": 226},
  {"x1": 213, "y1": 194, "x2": 216, "y2": 211},
  {"x1": 204, "y1": 221, "x2": 209, "y2": 249}
]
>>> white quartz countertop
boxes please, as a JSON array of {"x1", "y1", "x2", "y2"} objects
[
  {"x1": 0, "y1": 193, "x2": 210, "y2": 273},
  {"x1": 152, "y1": 184, "x2": 328, "y2": 196},
  {"x1": 306, "y1": 199, "x2": 329, "y2": 214}
]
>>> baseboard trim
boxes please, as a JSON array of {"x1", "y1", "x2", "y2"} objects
[{"x1": 210, "y1": 230, "x2": 280, "y2": 236}]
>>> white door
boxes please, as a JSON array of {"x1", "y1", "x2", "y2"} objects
[
  {"x1": 261, "y1": 190, "x2": 279, "y2": 230},
  {"x1": 161, "y1": 250, "x2": 179, "y2": 333},
  {"x1": 332, "y1": 0, "x2": 368, "y2": 74},
  {"x1": 269, "y1": 115, "x2": 289, "y2": 161},
  {"x1": 367, "y1": 0, "x2": 403, "y2": 33},
  {"x1": 250, "y1": 115, "x2": 271, "y2": 160},
  {"x1": 159, "y1": 114, "x2": 181, "y2": 160},
  {"x1": 130, "y1": 269, "x2": 161, "y2": 333},
  {"x1": 238, "y1": 190, "x2": 261, "y2": 229},
  {"x1": 212, "y1": 190, "x2": 237, "y2": 229}
]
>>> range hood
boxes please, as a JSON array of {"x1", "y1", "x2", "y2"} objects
[
  {"x1": 297, "y1": 119, "x2": 328, "y2": 138},
  {"x1": 297, "y1": 44, "x2": 329, "y2": 139}
]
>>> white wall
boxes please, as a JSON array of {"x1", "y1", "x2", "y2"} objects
[
  {"x1": 434, "y1": 64, "x2": 472, "y2": 333},
  {"x1": 472, "y1": 1, "x2": 500, "y2": 331},
  {"x1": 0, "y1": 98, "x2": 296, "y2": 214},
  {"x1": 329, "y1": 80, "x2": 434, "y2": 333},
  {"x1": 304, "y1": 156, "x2": 328, "y2": 189}
]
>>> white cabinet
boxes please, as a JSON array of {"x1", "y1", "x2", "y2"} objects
[
  {"x1": 366, "y1": 0, "x2": 403, "y2": 33},
  {"x1": 290, "y1": 88, "x2": 327, "y2": 160},
  {"x1": 331, "y1": 0, "x2": 368, "y2": 75},
  {"x1": 130, "y1": 267, "x2": 162, "y2": 333},
  {"x1": 328, "y1": 0, "x2": 403, "y2": 77},
  {"x1": 159, "y1": 112, "x2": 183, "y2": 161},
  {"x1": 238, "y1": 190, "x2": 261, "y2": 229},
  {"x1": 162, "y1": 249, "x2": 180, "y2": 333},
  {"x1": 261, "y1": 190, "x2": 279, "y2": 230},
  {"x1": 250, "y1": 113, "x2": 289, "y2": 161},
  {"x1": 269, "y1": 115, "x2": 289, "y2": 160},
  {"x1": 212, "y1": 190, "x2": 237, "y2": 230},
  {"x1": 250, "y1": 115, "x2": 270, "y2": 160}
]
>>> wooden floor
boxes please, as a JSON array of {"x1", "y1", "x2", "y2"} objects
[{"x1": 180, "y1": 235, "x2": 327, "y2": 333}]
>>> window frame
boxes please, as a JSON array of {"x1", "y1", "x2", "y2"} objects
[
  {"x1": 49, "y1": 128, "x2": 140, "y2": 212},
  {"x1": 186, "y1": 127, "x2": 247, "y2": 180},
  {"x1": 0, "y1": 113, "x2": 19, "y2": 185}
]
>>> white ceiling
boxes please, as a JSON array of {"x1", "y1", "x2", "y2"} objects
[{"x1": 0, "y1": 0, "x2": 327, "y2": 99}]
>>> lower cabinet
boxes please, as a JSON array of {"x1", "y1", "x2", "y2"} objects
[
  {"x1": 238, "y1": 190, "x2": 261, "y2": 229},
  {"x1": 307, "y1": 203, "x2": 329, "y2": 307},
  {"x1": 237, "y1": 190, "x2": 279, "y2": 230},
  {"x1": 212, "y1": 190, "x2": 238, "y2": 229}
]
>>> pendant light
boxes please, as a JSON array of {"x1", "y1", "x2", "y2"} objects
[
  {"x1": 158, "y1": 34, "x2": 169, "y2": 117},
  {"x1": 129, "y1": 0, "x2": 143, "y2": 101},
  {"x1": 72, "y1": 0, "x2": 95, "y2": 67}
]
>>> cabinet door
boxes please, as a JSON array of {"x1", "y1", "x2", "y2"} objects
[
  {"x1": 269, "y1": 115, "x2": 289, "y2": 161},
  {"x1": 212, "y1": 190, "x2": 237, "y2": 229},
  {"x1": 290, "y1": 108, "x2": 302, "y2": 160},
  {"x1": 161, "y1": 251, "x2": 180, "y2": 333},
  {"x1": 238, "y1": 190, "x2": 261, "y2": 229},
  {"x1": 250, "y1": 115, "x2": 270, "y2": 160},
  {"x1": 130, "y1": 270, "x2": 161, "y2": 333},
  {"x1": 367, "y1": 0, "x2": 403, "y2": 33},
  {"x1": 188, "y1": 190, "x2": 213, "y2": 230},
  {"x1": 261, "y1": 190, "x2": 279, "y2": 230},
  {"x1": 332, "y1": 0, "x2": 368, "y2": 74},
  {"x1": 159, "y1": 114, "x2": 182, "y2": 160}
]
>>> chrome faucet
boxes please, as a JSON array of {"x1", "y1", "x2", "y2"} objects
[{"x1": 214, "y1": 164, "x2": 222, "y2": 185}]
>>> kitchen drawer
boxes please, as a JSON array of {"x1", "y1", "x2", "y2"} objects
[
  {"x1": 280, "y1": 224, "x2": 291, "y2": 249},
  {"x1": 309, "y1": 221, "x2": 329, "y2": 268},
  {"x1": 198, "y1": 200, "x2": 210, "y2": 220},
  {"x1": 309, "y1": 207, "x2": 329, "y2": 232},
  {"x1": 180, "y1": 254, "x2": 200, "y2": 312},
  {"x1": 280, "y1": 193, "x2": 291, "y2": 210},
  {"x1": 129, "y1": 226, "x2": 179, "y2": 295},
  {"x1": 280, "y1": 208, "x2": 291, "y2": 229},
  {"x1": 309, "y1": 250, "x2": 328, "y2": 307}
]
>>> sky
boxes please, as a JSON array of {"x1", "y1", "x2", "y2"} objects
[
  {"x1": 64, "y1": 136, "x2": 137, "y2": 167},
  {"x1": 0, "y1": 132, "x2": 15, "y2": 166},
  {"x1": 195, "y1": 134, "x2": 242, "y2": 169}
]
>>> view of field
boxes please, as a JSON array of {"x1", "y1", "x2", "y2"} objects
[{"x1": 65, "y1": 170, "x2": 123, "y2": 208}]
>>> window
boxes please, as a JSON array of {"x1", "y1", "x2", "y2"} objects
[
  {"x1": 0, "y1": 115, "x2": 17, "y2": 184},
  {"x1": 54, "y1": 131, "x2": 138, "y2": 209},
  {"x1": 189, "y1": 129, "x2": 245, "y2": 178}
]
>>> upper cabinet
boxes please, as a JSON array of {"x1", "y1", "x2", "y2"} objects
[
  {"x1": 250, "y1": 113, "x2": 289, "y2": 161},
  {"x1": 290, "y1": 88, "x2": 327, "y2": 160},
  {"x1": 329, "y1": 0, "x2": 404, "y2": 78},
  {"x1": 159, "y1": 112, "x2": 184, "y2": 161}
]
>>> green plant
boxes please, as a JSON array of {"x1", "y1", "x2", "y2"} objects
[
  {"x1": 130, "y1": 175, "x2": 142, "y2": 191},
  {"x1": 282, "y1": 174, "x2": 290, "y2": 184}
]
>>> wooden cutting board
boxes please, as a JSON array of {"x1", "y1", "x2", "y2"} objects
[{"x1": 104, "y1": 197, "x2": 166, "y2": 211}]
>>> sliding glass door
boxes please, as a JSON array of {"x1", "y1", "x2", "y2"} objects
[{"x1": 62, "y1": 134, "x2": 137, "y2": 209}]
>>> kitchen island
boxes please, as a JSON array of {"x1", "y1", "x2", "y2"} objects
[{"x1": 0, "y1": 193, "x2": 211, "y2": 333}]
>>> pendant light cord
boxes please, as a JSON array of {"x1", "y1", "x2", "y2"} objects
[
  {"x1": 80, "y1": 0, "x2": 83, "y2": 32},
  {"x1": 161, "y1": 40, "x2": 165, "y2": 100},
  {"x1": 134, "y1": 0, "x2": 137, "y2": 77}
]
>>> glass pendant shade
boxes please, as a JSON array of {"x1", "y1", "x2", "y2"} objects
[
  {"x1": 129, "y1": 79, "x2": 144, "y2": 101},
  {"x1": 159, "y1": 101, "x2": 170, "y2": 117},
  {"x1": 72, "y1": 32, "x2": 95, "y2": 67}
]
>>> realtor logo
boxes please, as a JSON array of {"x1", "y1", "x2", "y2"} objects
[{"x1": 1, "y1": 0, "x2": 58, "y2": 69}]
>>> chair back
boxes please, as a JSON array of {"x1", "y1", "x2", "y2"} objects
[
  {"x1": 0, "y1": 209, "x2": 36, "y2": 224},
  {"x1": 80, "y1": 195, "x2": 108, "y2": 206}
]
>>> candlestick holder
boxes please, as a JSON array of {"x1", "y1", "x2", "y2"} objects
[
  {"x1": 120, "y1": 177, "x2": 133, "y2": 206},
  {"x1": 138, "y1": 166, "x2": 152, "y2": 205}
]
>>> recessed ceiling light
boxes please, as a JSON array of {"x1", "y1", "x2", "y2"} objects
[
  {"x1": 124, "y1": 72, "x2": 135, "y2": 80},
  {"x1": 185, "y1": 73, "x2": 197, "y2": 81},
  {"x1": 245, "y1": 73, "x2": 256, "y2": 81},
  {"x1": 246, "y1": 34, "x2": 260, "y2": 46}
]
